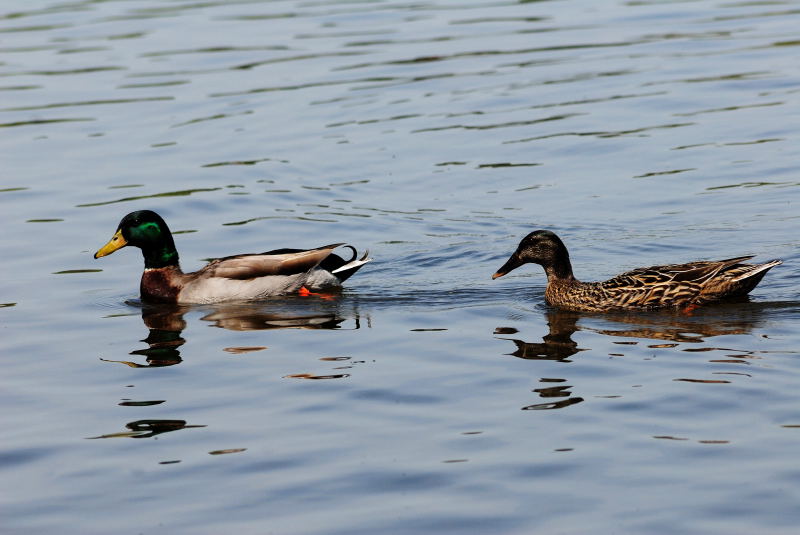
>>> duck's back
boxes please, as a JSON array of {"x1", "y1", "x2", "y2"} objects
[{"x1": 544, "y1": 256, "x2": 780, "y2": 312}]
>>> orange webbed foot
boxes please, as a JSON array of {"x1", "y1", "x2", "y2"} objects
[
  {"x1": 682, "y1": 303, "x2": 700, "y2": 315},
  {"x1": 298, "y1": 286, "x2": 337, "y2": 301}
]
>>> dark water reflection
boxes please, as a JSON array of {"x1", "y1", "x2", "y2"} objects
[
  {"x1": 496, "y1": 302, "x2": 795, "y2": 412},
  {"x1": 87, "y1": 419, "x2": 206, "y2": 440},
  {"x1": 100, "y1": 300, "x2": 356, "y2": 368},
  {"x1": 200, "y1": 306, "x2": 347, "y2": 331},
  {"x1": 497, "y1": 311, "x2": 584, "y2": 362},
  {"x1": 498, "y1": 302, "x2": 774, "y2": 362},
  {"x1": 91, "y1": 299, "x2": 360, "y2": 441},
  {"x1": 587, "y1": 301, "x2": 777, "y2": 343}
]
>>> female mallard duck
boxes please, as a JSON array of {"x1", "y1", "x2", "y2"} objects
[
  {"x1": 94, "y1": 210, "x2": 371, "y2": 304},
  {"x1": 492, "y1": 230, "x2": 781, "y2": 312}
]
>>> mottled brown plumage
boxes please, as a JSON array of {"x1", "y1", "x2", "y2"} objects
[{"x1": 492, "y1": 230, "x2": 781, "y2": 312}]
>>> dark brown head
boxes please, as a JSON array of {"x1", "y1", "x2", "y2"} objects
[{"x1": 492, "y1": 230, "x2": 574, "y2": 280}]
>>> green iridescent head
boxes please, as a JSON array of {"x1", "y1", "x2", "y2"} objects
[{"x1": 94, "y1": 210, "x2": 179, "y2": 269}]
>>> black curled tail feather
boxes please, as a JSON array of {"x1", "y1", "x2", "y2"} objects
[
  {"x1": 318, "y1": 246, "x2": 365, "y2": 273},
  {"x1": 328, "y1": 249, "x2": 371, "y2": 283},
  {"x1": 319, "y1": 253, "x2": 347, "y2": 273}
]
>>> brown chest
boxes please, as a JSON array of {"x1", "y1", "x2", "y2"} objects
[
  {"x1": 545, "y1": 279, "x2": 608, "y2": 312},
  {"x1": 140, "y1": 269, "x2": 182, "y2": 303}
]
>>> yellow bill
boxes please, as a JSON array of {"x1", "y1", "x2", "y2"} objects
[{"x1": 94, "y1": 229, "x2": 127, "y2": 258}]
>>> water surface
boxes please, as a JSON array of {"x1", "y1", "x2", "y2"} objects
[{"x1": 2, "y1": 0, "x2": 800, "y2": 533}]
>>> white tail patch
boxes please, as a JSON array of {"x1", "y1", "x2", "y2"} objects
[{"x1": 331, "y1": 250, "x2": 372, "y2": 274}]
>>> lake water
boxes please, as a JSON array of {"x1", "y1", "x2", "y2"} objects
[{"x1": 2, "y1": 0, "x2": 800, "y2": 533}]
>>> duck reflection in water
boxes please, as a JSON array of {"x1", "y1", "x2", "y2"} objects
[
  {"x1": 93, "y1": 301, "x2": 357, "y2": 440},
  {"x1": 497, "y1": 305, "x2": 769, "y2": 410},
  {"x1": 100, "y1": 300, "x2": 354, "y2": 368},
  {"x1": 584, "y1": 300, "x2": 768, "y2": 343},
  {"x1": 87, "y1": 419, "x2": 206, "y2": 440},
  {"x1": 496, "y1": 311, "x2": 586, "y2": 410},
  {"x1": 100, "y1": 305, "x2": 189, "y2": 368},
  {"x1": 497, "y1": 311, "x2": 586, "y2": 363},
  {"x1": 499, "y1": 303, "x2": 768, "y2": 361}
]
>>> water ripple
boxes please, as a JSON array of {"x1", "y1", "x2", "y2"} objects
[{"x1": 3, "y1": 0, "x2": 800, "y2": 533}]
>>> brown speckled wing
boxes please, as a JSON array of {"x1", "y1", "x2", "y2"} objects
[
  {"x1": 595, "y1": 256, "x2": 759, "y2": 308},
  {"x1": 545, "y1": 255, "x2": 778, "y2": 312},
  {"x1": 700, "y1": 259, "x2": 782, "y2": 300},
  {"x1": 592, "y1": 277, "x2": 696, "y2": 309}
]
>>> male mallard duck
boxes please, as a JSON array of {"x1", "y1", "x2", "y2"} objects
[
  {"x1": 94, "y1": 210, "x2": 371, "y2": 304},
  {"x1": 492, "y1": 230, "x2": 781, "y2": 312}
]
